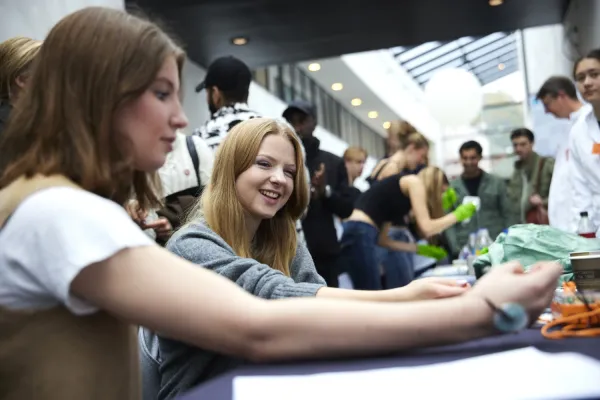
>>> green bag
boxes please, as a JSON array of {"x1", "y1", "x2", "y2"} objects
[{"x1": 473, "y1": 224, "x2": 600, "y2": 285}]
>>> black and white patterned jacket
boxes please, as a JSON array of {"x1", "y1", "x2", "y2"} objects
[{"x1": 193, "y1": 103, "x2": 260, "y2": 151}]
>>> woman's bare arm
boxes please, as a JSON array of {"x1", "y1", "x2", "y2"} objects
[
  {"x1": 401, "y1": 175, "x2": 457, "y2": 237},
  {"x1": 70, "y1": 246, "x2": 559, "y2": 362}
]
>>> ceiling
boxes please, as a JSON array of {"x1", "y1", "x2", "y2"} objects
[
  {"x1": 128, "y1": 0, "x2": 570, "y2": 68},
  {"x1": 393, "y1": 31, "x2": 518, "y2": 87},
  {"x1": 295, "y1": 58, "x2": 400, "y2": 135}
]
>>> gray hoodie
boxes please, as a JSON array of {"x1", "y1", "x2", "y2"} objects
[{"x1": 157, "y1": 221, "x2": 325, "y2": 399}]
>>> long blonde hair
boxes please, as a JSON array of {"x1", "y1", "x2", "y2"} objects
[
  {"x1": 0, "y1": 36, "x2": 42, "y2": 102},
  {"x1": 188, "y1": 118, "x2": 309, "y2": 276},
  {"x1": 418, "y1": 166, "x2": 448, "y2": 220}
]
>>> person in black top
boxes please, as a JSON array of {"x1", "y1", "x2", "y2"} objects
[
  {"x1": 338, "y1": 166, "x2": 477, "y2": 290},
  {"x1": 283, "y1": 101, "x2": 355, "y2": 287}
]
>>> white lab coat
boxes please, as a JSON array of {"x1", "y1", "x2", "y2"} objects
[
  {"x1": 569, "y1": 104, "x2": 600, "y2": 234},
  {"x1": 547, "y1": 104, "x2": 591, "y2": 232}
]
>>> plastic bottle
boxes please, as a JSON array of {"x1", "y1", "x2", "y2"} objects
[
  {"x1": 577, "y1": 211, "x2": 596, "y2": 239},
  {"x1": 468, "y1": 232, "x2": 477, "y2": 255},
  {"x1": 475, "y1": 228, "x2": 492, "y2": 255}
]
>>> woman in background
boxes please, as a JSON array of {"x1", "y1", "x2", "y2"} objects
[
  {"x1": 340, "y1": 167, "x2": 476, "y2": 290},
  {"x1": 569, "y1": 49, "x2": 600, "y2": 233},
  {"x1": 366, "y1": 122, "x2": 432, "y2": 289},
  {"x1": 0, "y1": 36, "x2": 41, "y2": 135},
  {"x1": 0, "y1": 6, "x2": 562, "y2": 399}
]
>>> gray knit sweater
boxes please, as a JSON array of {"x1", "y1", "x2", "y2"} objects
[{"x1": 157, "y1": 222, "x2": 326, "y2": 400}]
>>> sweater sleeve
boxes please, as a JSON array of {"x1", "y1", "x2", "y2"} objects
[{"x1": 166, "y1": 223, "x2": 325, "y2": 299}]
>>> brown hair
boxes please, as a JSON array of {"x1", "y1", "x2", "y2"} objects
[
  {"x1": 187, "y1": 118, "x2": 309, "y2": 276},
  {"x1": 0, "y1": 37, "x2": 41, "y2": 103},
  {"x1": 387, "y1": 120, "x2": 429, "y2": 151},
  {"x1": 343, "y1": 146, "x2": 368, "y2": 161},
  {"x1": 0, "y1": 7, "x2": 185, "y2": 209}
]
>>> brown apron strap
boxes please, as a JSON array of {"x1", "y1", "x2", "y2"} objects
[{"x1": 0, "y1": 175, "x2": 81, "y2": 227}]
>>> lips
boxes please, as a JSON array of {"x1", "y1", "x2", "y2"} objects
[{"x1": 259, "y1": 189, "x2": 281, "y2": 200}]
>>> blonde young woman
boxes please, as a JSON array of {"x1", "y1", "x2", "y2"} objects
[
  {"x1": 159, "y1": 119, "x2": 467, "y2": 397},
  {"x1": 0, "y1": 36, "x2": 41, "y2": 134},
  {"x1": 339, "y1": 167, "x2": 476, "y2": 290},
  {"x1": 0, "y1": 7, "x2": 561, "y2": 399}
]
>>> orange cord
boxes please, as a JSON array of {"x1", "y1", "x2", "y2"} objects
[{"x1": 541, "y1": 282, "x2": 600, "y2": 339}]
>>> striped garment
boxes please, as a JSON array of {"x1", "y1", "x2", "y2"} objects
[{"x1": 193, "y1": 103, "x2": 261, "y2": 151}]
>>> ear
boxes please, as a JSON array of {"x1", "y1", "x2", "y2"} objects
[{"x1": 14, "y1": 74, "x2": 28, "y2": 90}]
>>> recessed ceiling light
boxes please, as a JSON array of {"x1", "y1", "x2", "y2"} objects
[
  {"x1": 383, "y1": 121, "x2": 391, "y2": 129},
  {"x1": 351, "y1": 98, "x2": 362, "y2": 106},
  {"x1": 308, "y1": 63, "x2": 321, "y2": 72},
  {"x1": 231, "y1": 37, "x2": 249, "y2": 45},
  {"x1": 368, "y1": 111, "x2": 378, "y2": 119},
  {"x1": 331, "y1": 83, "x2": 343, "y2": 91},
  {"x1": 498, "y1": 63, "x2": 505, "y2": 70},
  {"x1": 489, "y1": 0, "x2": 503, "y2": 6}
]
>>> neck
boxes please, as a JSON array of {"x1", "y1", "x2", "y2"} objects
[
  {"x1": 592, "y1": 102, "x2": 600, "y2": 120},
  {"x1": 244, "y1": 214, "x2": 261, "y2": 241},
  {"x1": 463, "y1": 169, "x2": 481, "y2": 179}
]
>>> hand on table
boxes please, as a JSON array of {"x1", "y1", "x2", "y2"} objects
[{"x1": 468, "y1": 261, "x2": 562, "y2": 327}]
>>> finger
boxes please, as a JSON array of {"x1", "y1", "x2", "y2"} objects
[
  {"x1": 496, "y1": 261, "x2": 525, "y2": 274},
  {"x1": 420, "y1": 277, "x2": 463, "y2": 286}
]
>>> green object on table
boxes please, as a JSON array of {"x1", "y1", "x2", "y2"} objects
[
  {"x1": 442, "y1": 187, "x2": 457, "y2": 211},
  {"x1": 417, "y1": 244, "x2": 448, "y2": 261},
  {"x1": 453, "y1": 203, "x2": 477, "y2": 222},
  {"x1": 472, "y1": 224, "x2": 600, "y2": 286}
]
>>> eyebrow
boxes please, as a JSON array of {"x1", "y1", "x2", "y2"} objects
[
  {"x1": 155, "y1": 77, "x2": 177, "y2": 91},
  {"x1": 257, "y1": 154, "x2": 296, "y2": 169}
]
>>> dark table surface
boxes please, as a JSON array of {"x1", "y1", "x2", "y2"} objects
[{"x1": 179, "y1": 329, "x2": 600, "y2": 399}]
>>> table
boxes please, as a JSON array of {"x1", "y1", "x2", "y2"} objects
[{"x1": 179, "y1": 329, "x2": 600, "y2": 399}]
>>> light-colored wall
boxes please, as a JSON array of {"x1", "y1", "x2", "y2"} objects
[{"x1": 0, "y1": 0, "x2": 124, "y2": 41}]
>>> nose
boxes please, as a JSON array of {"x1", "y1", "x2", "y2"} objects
[
  {"x1": 584, "y1": 75, "x2": 594, "y2": 87},
  {"x1": 270, "y1": 167, "x2": 286, "y2": 184},
  {"x1": 171, "y1": 101, "x2": 189, "y2": 129}
]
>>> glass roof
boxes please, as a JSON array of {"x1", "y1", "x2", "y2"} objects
[{"x1": 391, "y1": 32, "x2": 518, "y2": 87}]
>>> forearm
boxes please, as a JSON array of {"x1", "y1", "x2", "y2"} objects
[
  {"x1": 420, "y1": 213, "x2": 458, "y2": 237},
  {"x1": 248, "y1": 295, "x2": 494, "y2": 361},
  {"x1": 316, "y1": 286, "x2": 409, "y2": 302}
]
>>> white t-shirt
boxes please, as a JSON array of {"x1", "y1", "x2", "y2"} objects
[{"x1": 0, "y1": 187, "x2": 155, "y2": 315}]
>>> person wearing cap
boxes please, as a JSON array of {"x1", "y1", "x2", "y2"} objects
[
  {"x1": 283, "y1": 101, "x2": 355, "y2": 287},
  {"x1": 193, "y1": 56, "x2": 261, "y2": 150}
]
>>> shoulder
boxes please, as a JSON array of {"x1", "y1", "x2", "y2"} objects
[
  {"x1": 167, "y1": 221, "x2": 233, "y2": 260},
  {"x1": 399, "y1": 174, "x2": 421, "y2": 192},
  {"x1": 13, "y1": 187, "x2": 130, "y2": 226}
]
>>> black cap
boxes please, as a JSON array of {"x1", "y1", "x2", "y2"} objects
[
  {"x1": 282, "y1": 100, "x2": 317, "y2": 120},
  {"x1": 195, "y1": 56, "x2": 252, "y2": 93}
]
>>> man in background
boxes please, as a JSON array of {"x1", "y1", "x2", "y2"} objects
[
  {"x1": 536, "y1": 76, "x2": 586, "y2": 231},
  {"x1": 193, "y1": 56, "x2": 260, "y2": 150},
  {"x1": 445, "y1": 140, "x2": 510, "y2": 258},
  {"x1": 506, "y1": 128, "x2": 554, "y2": 225},
  {"x1": 283, "y1": 101, "x2": 354, "y2": 287}
]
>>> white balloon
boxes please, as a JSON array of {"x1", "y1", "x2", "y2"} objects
[{"x1": 424, "y1": 68, "x2": 483, "y2": 127}]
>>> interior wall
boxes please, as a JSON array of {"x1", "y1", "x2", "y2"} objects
[{"x1": 0, "y1": 0, "x2": 124, "y2": 41}]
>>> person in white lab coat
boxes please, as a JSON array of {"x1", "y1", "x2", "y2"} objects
[
  {"x1": 569, "y1": 49, "x2": 600, "y2": 234},
  {"x1": 535, "y1": 76, "x2": 585, "y2": 231}
]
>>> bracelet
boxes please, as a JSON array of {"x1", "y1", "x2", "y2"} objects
[{"x1": 483, "y1": 298, "x2": 529, "y2": 333}]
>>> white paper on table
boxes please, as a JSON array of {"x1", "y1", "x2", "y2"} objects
[{"x1": 233, "y1": 347, "x2": 600, "y2": 400}]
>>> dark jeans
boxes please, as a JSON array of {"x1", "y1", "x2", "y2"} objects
[
  {"x1": 375, "y1": 228, "x2": 415, "y2": 289},
  {"x1": 338, "y1": 221, "x2": 381, "y2": 290}
]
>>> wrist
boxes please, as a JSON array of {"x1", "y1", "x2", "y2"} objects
[{"x1": 459, "y1": 295, "x2": 496, "y2": 336}]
